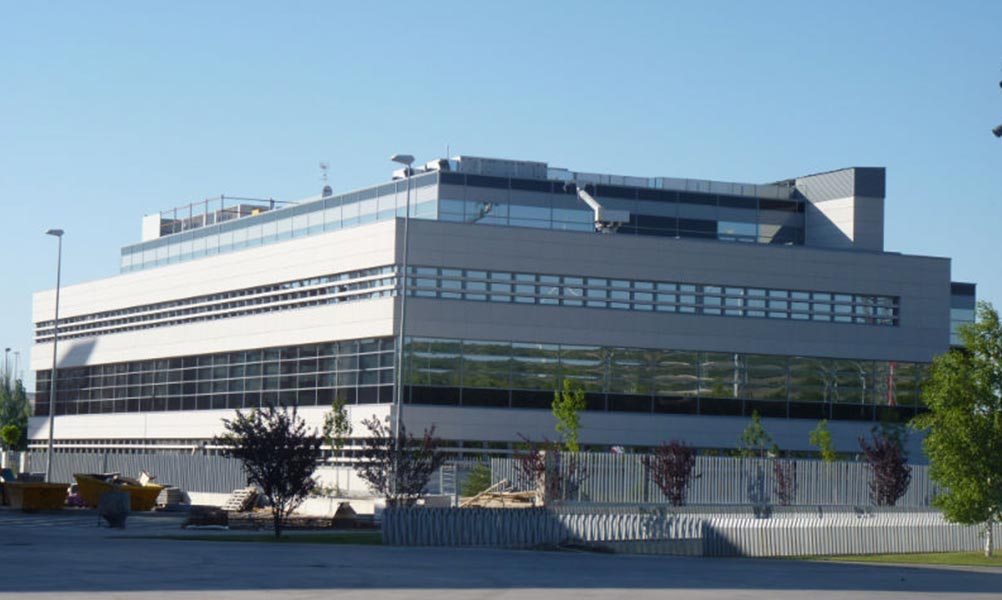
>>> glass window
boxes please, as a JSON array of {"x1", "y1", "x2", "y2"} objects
[
  {"x1": 702, "y1": 286, "x2": 722, "y2": 315},
  {"x1": 718, "y1": 220, "x2": 757, "y2": 242},
  {"x1": 610, "y1": 280, "x2": 631, "y2": 309},
  {"x1": 514, "y1": 283, "x2": 536, "y2": 304},
  {"x1": 724, "y1": 287, "x2": 744, "y2": 316},
  {"x1": 767, "y1": 289, "x2": 788, "y2": 318},
  {"x1": 562, "y1": 276, "x2": 584, "y2": 307}
]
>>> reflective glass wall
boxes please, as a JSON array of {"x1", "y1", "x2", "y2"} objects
[
  {"x1": 405, "y1": 337, "x2": 926, "y2": 422},
  {"x1": 35, "y1": 338, "x2": 395, "y2": 416},
  {"x1": 437, "y1": 172, "x2": 805, "y2": 244}
]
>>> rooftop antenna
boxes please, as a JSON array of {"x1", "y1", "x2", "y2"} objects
[{"x1": 319, "y1": 162, "x2": 333, "y2": 197}]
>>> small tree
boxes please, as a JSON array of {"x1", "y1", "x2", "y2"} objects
[
  {"x1": 322, "y1": 398, "x2": 353, "y2": 459},
  {"x1": 552, "y1": 379, "x2": 586, "y2": 452},
  {"x1": 916, "y1": 301, "x2": 1002, "y2": 557},
  {"x1": 214, "y1": 404, "x2": 324, "y2": 537},
  {"x1": 0, "y1": 376, "x2": 30, "y2": 446},
  {"x1": 461, "y1": 462, "x2": 492, "y2": 497},
  {"x1": 738, "y1": 411, "x2": 778, "y2": 511},
  {"x1": 353, "y1": 416, "x2": 446, "y2": 507},
  {"x1": 1, "y1": 424, "x2": 22, "y2": 451},
  {"x1": 641, "y1": 440, "x2": 699, "y2": 506},
  {"x1": 858, "y1": 428, "x2": 911, "y2": 507},
  {"x1": 773, "y1": 459, "x2": 798, "y2": 506},
  {"x1": 322, "y1": 398, "x2": 353, "y2": 494},
  {"x1": 738, "y1": 410, "x2": 776, "y2": 458},
  {"x1": 514, "y1": 436, "x2": 586, "y2": 504},
  {"x1": 809, "y1": 419, "x2": 838, "y2": 462}
]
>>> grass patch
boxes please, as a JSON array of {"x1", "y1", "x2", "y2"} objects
[
  {"x1": 814, "y1": 552, "x2": 1002, "y2": 568},
  {"x1": 150, "y1": 531, "x2": 383, "y2": 545}
]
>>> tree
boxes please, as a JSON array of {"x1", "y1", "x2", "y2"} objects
[
  {"x1": 915, "y1": 301, "x2": 1002, "y2": 557},
  {"x1": 321, "y1": 398, "x2": 353, "y2": 495},
  {"x1": 0, "y1": 375, "x2": 30, "y2": 449},
  {"x1": 772, "y1": 459, "x2": 798, "y2": 506},
  {"x1": 552, "y1": 379, "x2": 586, "y2": 452},
  {"x1": 809, "y1": 419, "x2": 838, "y2": 462},
  {"x1": 737, "y1": 410, "x2": 776, "y2": 458},
  {"x1": 858, "y1": 428, "x2": 911, "y2": 507},
  {"x1": 214, "y1": 404, "x2": 324, "y2": 537},
  {"x1": 514, "y1": 436, "x2": 585, "y2": 504},
  {"x1": 641, "y1": 440, "x2": 699, "y2": 506},
  {"x1": 322, "y1": 398, "x2": 353, "y2": 459},
  {"x1": 461, "y1": 462, "x2": 492, "y2": 497},
  {"x1": 1, "y1": 424, "x2": 22, "y2": 451},
  {"x1": 353, "y1": 416, "x2": 446, "y2": 507}
]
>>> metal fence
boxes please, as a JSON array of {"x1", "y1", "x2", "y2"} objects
[
  {"x1": 701, "y1": 513, "x2": 1000, "y2": 557},
  {"x1": 382, "y1": 507, "x2": 701, "y2": 554},
  {"x1": 491, "y1": 453, "x2": 939, "y2": 508},
  {"x1": 383, "y1": 507, "x2": 1000, "y2": 557},
  {"x1": 5, "y1": 451, "x2": 480, "y2": 498},
  {"x1": 17, "y1": 451, "x2": 247, "y2": 494}
]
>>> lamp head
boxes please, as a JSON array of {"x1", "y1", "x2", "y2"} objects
[
  {"x1": 993, "y1": 124, "x2": 1002, "y2": 138},
  {"x1": 390, "y1": 154, "x2": 415, "y2": 166},
  {"x1": 45, "y1": 229, "x2": 64, "y2": 237}
]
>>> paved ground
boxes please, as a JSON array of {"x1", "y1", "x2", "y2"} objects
[{"x1": 0, "y1": 507, "x2": 1000, "y2": 599}]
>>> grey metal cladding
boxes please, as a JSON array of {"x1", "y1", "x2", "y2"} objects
[
  {"x1": 794, "y1": 169, "x2": 856, "y2": 202},
  {"x1": 853, "y1": 167, "x2": 886, "y2": 198},
  {"x1": 794, "y1": 167, "x2": 886, "y2": 201}
]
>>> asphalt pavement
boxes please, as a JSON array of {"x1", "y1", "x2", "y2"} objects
[{"x1": 0, "y1": 507, "x2": 999, "y2": 599}]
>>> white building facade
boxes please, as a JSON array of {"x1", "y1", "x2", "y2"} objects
[{"x1": 30, "y1": 156, "x2": 975, "y2": 457}]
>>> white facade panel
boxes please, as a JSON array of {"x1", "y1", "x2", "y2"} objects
[
  {"x1": 34, "y1": 220, "x2": 397, "y2": 323},
  {"x1": 29, "y1": 404, "x2": 391, "y2": 443},
  {"x1": 33, "y1": 298, "x2": 395, "y2": 370}
]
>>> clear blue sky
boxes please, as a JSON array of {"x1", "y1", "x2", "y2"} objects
[{"x1": 2, "y1": 1, "x2": 1000, "y2": 387}]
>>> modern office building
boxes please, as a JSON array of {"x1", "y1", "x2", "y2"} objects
[{"x1": 29, "y1": 156, "x2": 975, "y2": 457}]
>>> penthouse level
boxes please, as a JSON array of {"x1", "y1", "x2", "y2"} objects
[{"x1": 122, "y1": 156, "x2": 885, "y2": 273}]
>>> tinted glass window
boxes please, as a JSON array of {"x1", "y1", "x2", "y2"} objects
[
  {"x1": 466, "y1": 174, "x2": 509, "y2": 189},
  {"x1": 678, "y1": 192, "x2": 717, "y2": 206},
  {"x1": 510, "y1": 178, "x2": 551, "y2": 192}
]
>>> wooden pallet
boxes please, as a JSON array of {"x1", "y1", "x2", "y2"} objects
[{"x1": 221, "y1": 488, "x2": 257, "y2": 512}]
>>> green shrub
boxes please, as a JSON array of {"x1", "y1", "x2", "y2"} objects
[{"x1": 462, "y1": 462, "x2": 492, "y2": 497}]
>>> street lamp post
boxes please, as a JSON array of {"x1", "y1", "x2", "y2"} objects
[
  {"x1": 389, "y1": 153, "x2": 414, "y2": 501},
  {"x1": 992, "y1": 79, "x2": 1001, "y2": 138},
  {"x1": 45, "y1": 228, "x2": 64, "y2": 483},
  {"x1": 3, "y1": 348, "x2": 9, "y2": 379}
]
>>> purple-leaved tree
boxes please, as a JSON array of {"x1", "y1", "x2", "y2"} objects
[{"x1": 641, "y1": 441, "x2": 699, "y2": 506}]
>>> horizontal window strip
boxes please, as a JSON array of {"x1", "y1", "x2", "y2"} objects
[
  {"x1": 407, "y1": 266, "x2": 899, "y2": 327},
  {"x1": 35, "y1": 265, "x2": 397, "y2": 343},
  {"x1": 404, "y1": 337, "x2": 929, "y2": 414},
  {"x1": 34, "y1": 337, "x2": 396, "y2": 416}
]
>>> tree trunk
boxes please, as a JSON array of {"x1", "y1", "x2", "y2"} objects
[
  {"x1": 986, "y1": 519, "x2": 994, "y2": 558},
  {"x1": 273, "y1": 506, "x2": 283, "y2": 538}
]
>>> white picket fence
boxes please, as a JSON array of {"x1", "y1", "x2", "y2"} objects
[
  {"x1": 383, "y1": 507, "x2": 999, "y2": 557},
  {"x1": 491, "y1": 453, "x2": 939, "y2": 507}
]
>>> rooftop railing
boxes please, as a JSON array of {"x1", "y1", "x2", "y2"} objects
[{"x1": 157, "y1": 195, "x2": 298, "y2": 237}]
